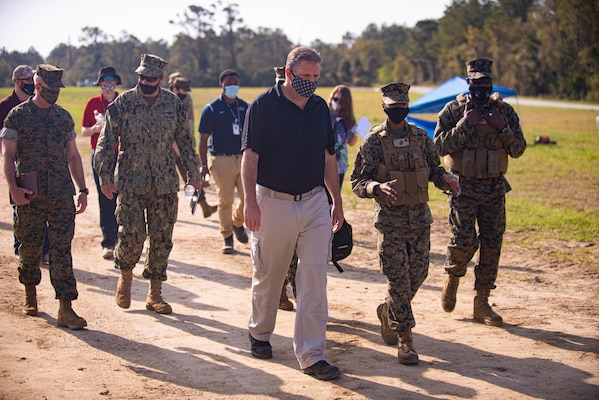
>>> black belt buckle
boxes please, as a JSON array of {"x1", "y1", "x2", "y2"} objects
[{"x1": 293, "y1": 193, "x2": 302, "y2": 201}]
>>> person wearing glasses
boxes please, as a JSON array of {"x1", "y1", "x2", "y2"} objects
[
  {"x1": 0, "y1": 65, "x2": 51, "y2": 264},
  {"x1": 81, "y1": 66, "x2": 121, "y2": 261},
  {"x1": 94, "y1": 54, "x2": 202, "y2": 315},
  {"x1": 242, "y1": 47, "x2": 344, "y2": 381},
  {"x1": 1, "y1": 64, "x2": 88, "y2": 329}
]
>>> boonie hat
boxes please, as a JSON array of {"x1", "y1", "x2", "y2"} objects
[
  {"x1": 12, "y1": 65, "x2": 33, "y2": 81},
  {"x1": 93, "y1": 66, "x2": 122, "y2": 86},
  {"x1": 135, "y1": 54, "x2": 167, "y2": 76},
  {"x1": 466, "y1": 58, "x2": 493, "y2": 79},
  {"x1": 381, "y1": 82, "x2": 411, "y2": 104},
  {"x1": 36, "y1": 64, "x2": 65, "y2": 88}
]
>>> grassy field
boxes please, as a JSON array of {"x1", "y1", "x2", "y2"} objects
[{"x1": 2, "y1": 86, "x2": 598, "y2": 262}]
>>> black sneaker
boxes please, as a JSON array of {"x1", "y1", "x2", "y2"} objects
[
  {"x1": 249, "y1": 333, "x2": 272, "y2": 359},
  {"x1": 302, "y1": 360, "x2": 340, "y2": 381},
  {"x1": 222, "y1": 235, "x2": 234, "y2": 254},
  {"x1": 232, "y1": 225, "x2": 248, "y2": 243}
]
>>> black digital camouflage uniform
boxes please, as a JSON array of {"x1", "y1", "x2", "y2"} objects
[
  {"x1": 94, "y1": 55, "x2": 201, "y2": 282},
  {"x1": 434, "y1": 60, "x2": 526, "y2": 291},
  {"x1": 351, "y1": 112, "x2": 451, "y2": 332},
  {"x1": 1, "y1": 80, "x2": 79, "y2": 300}
]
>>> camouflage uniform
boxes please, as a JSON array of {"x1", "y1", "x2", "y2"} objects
[
  {"x1": 434, "y1": 60, "x2": 526, "y2": 292},
  {"x1": 0, "y1": 70, "x2": 79, "y2": 300},
  {"x1": 94, "y1": 55, "x2": 201, "y2": 281},
  {"x1": 351, "y1": 83, "x2": 451, "y2": 332}
]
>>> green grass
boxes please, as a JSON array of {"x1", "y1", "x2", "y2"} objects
[{"x1": 2, "y1": 86, "x2": 598, "y2": 254}]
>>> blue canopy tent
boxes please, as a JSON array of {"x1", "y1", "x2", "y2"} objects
[{"x1": 407, "y1": 76, "x2": 517, "y2": 137}]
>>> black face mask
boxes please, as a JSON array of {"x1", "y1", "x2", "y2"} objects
[
  {"x1": 470, "y1": 86, "x2": 492, "y2": 103},
  {"x1": 177, "y1": 93, "x2": 187, "y2": 101},
  {"x1": 23, "y1": 83, "x2": 35, "y2": 95},
  {"x1": 139, "y1": 82, "x2": 158, "y2": 95},
  {"x1": 40, "y1": 86, "x2": 60, "y2": 104},
  {"x1": 384, "y1": 107, "x2": 410, "y2": 124}
]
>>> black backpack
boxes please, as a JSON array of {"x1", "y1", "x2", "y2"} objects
[{"x1": 331, "y1": 220, "x2": 353, "y2": 273}]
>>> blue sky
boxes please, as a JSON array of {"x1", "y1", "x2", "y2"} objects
[{"x1": 1, "y1": 0, "x2": 452, "y2": 58}]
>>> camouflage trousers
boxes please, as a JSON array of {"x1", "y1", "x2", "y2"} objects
[
  {"x1": 445, "y1": 177, "x2": 506, "y2": 289},
  {"x1": 377, "y1": 225, "x2": 430, "y2": 332},
  {"x1": 114, "y1": 191, "x2": 178, "y2": 281},
  {"x1": 15, "y1": 197, "x2": 78, "y2": 299}
]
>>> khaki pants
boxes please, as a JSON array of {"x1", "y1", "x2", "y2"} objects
[{"x1": 209, "y1": 155, "x2": 244, "y2": 239}]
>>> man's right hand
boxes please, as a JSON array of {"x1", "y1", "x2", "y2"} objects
[{"x1": 464, "y1": 101, "x2": 482, "y2": 125}]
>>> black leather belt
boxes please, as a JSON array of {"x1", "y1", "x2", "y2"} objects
[{"x1": 256, "y1": 184, "x2": 323, "y2": 201}]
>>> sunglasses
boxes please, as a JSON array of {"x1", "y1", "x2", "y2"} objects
[
  {"x1": 138, "y1": 74, "x2": 160, "y2": 83},
  {"x1": 101, "y1": 76, "x2": 115, "y2": 82}
]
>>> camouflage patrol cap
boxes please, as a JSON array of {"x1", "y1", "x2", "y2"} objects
[
  {"x1": 381, "y1": 82, "x2": 410, "y2": 104},
  {"x1": 135, "y1": 54, "x2": 168, "y2": 76},
  {"x1": 36, "y1": 64, "x2": 65, "y2": 88},
  {"x1": 274, "y1": 66, "x2": 285, "y2": 82},
  {"x1": 12, "y1": 65, "x2": 33, "y2": 81},
  {"x1": 173, "y1": 77, "x2": 191, "y2": 91},
  {"x1": 466, "y1": 58, "x2": 493, "y2": 79}
]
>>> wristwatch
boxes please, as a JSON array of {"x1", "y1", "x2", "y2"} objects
[{"x1": 79, "y1": 188, "x2": 89, "y2": 195}]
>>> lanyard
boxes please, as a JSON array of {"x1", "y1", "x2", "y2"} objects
[{"x1": 227, "y1": 100, "x2": 240, "y2": 123}]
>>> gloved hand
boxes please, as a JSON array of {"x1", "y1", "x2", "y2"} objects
[
  {"x1": 464, "y1": 101, "x2": 482, "y2": 125},
  {"x1": 484, "y1": 108, "x2": 507, "y2": 131}
]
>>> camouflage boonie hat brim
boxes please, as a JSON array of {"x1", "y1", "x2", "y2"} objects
[
  {"x1": 381, "y1": 82, "x2": 411, "y2": 104},
  {"x1": 12, "y1": 65, "x2": 34, "y2": 80},
  {"x1": 36, "y1": 64, "x2": 65, "y2": 88},
  {"x1": 274, "y1": 67, "x2": 285, "y2": 81},
  {"x1": 135, "y1": 54, "x2": 168, "y2": 76},
  {"x1": 173, "y1": 77, "x2": 191, "y2": 91},
  {"x1": 466, "y1": 58, "x2": 493, "y2": 79}
]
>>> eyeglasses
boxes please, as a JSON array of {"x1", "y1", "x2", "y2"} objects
[
  {"x1": 332, "y1": 97, "x2": 341, "y2": 103},
  {"x1": 138, "y1": 74, "x2": 160, "y2": 83},
  {"x1": 101, "y1": 76, "x2": 115, "y2": 82}
]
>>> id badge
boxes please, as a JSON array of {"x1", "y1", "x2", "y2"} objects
[
  {"x1": 232, "y1": 122, "x2": 240, "y2": 136},
  {"x1": 393, "y1": 138, "x2": 410, "y2": 148}
]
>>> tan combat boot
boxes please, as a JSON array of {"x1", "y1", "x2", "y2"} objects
[
  {"x1": 441, "y1": 274, "x2": 460, "y2": 312},
  {"x1": 376, "y1": 303, "x2": 399, "y2": 345},
  {"x1": 146, "y1": 280, "x2": 172, "y2": 314},
  {"x1": 23, "y1": 285, "x2": 38, "y2": 316},
  {"x1": 115, "y1": 269, "x2": 133, "y2": 308},
  {"x1": 278, "y1": 279, "x2": 294, "y2": 311},
  {"x1": 398, "y1": 329, "x2": 419, "y2": 365},
  {"x1": 473, "y1": 288, "x2": 503, "y2": 326},
  {"x1": 199, "y1": 199, "x2": 217, "y2": 218},
  {"x1": 57, "y1": 299, "x2": 87, "y2": 330}
]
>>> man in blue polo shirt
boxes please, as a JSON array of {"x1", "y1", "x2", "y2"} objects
[{"x1": 199, "y1": 69, "x2": 249, "y2": 254}]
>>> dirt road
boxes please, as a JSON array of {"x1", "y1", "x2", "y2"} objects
[{"x1": 0, "y1": 147, "x2": 597, "y2": 399}]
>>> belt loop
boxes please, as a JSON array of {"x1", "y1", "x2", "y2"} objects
[{"x1": 294, "y1": 194, "x2": 302, "y2": 201}]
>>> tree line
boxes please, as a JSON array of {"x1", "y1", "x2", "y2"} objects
[{"x1": 1, "y1": 0, "x2": 597, "y2": 101}]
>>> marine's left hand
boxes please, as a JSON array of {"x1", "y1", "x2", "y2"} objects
[
  {"x1": 484, "y1": 108, "x2": 507, "y2": 131},
  {"x1": 444, "y1": 173, "x2": 461, "y2": 197}
]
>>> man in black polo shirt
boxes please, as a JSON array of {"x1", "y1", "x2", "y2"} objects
[
  {"x1": 241, "y1": 46, "x2": 344, "y2": 381},
  {"x1": 199, "y1": 69, "x2": 249, "y2": 254}
]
